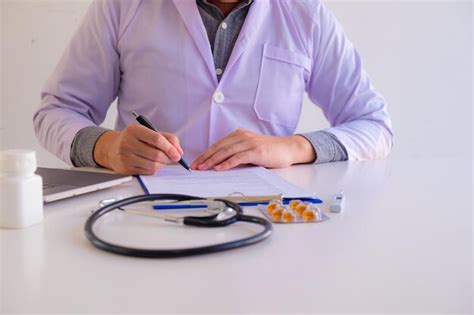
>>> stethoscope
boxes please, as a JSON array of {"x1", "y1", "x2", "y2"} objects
[{"x1": 84, "y1": 194, "x2": 273, "y2": 258}]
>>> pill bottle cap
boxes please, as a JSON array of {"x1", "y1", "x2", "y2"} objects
[{"x1": 0, "y1": 150, "x2": 37, "y2": 175}]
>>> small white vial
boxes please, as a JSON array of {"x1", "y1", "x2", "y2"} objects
[
  {"x1": 0, "y1": 150, "x2": 43, "y2": 228},
  {"x1": 330, "y1": 191, "x2": 344, "y2": 213}
]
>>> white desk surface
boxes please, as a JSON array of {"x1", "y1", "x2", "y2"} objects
[{"x1": 1, "y1": 158, "x2": 472, "y2": 313}]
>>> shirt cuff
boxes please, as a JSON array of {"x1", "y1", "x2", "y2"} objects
[
  {"x1": 299, "y1": 131, "x2": 348, "y2": 164},
  {"x1": 70, "y1": 126, "x2": 110, "y2": 167}
]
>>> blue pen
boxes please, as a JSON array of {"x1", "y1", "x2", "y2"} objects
[
  {"x1": 238, "y1": 198, "x2": 323, "y2": 207},
  {"x1": 153, "y1": 204, "x2": 207, "y2": 210},
  {"x1": 283, "y1": 197, "x2": 323, "y2": 204}
]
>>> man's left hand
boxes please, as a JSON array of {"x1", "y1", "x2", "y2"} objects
[{"x1": 191, "y1": 129, "x2": 316, "y2": 171}]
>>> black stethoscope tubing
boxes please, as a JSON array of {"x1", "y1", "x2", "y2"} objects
[{"x1": 84, "y1": 194, "x2": 273, "y2": 258}]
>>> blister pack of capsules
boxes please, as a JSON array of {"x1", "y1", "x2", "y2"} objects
[{"x1": 258, "y1": 199, "x2": 329, "y2": 224}]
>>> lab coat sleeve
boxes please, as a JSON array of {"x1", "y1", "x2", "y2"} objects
[
  {"x1": 33, "y1": 0, "x2": 131, "y2": 165},
  {"x1": 305, "y1": 2, "x2": 394, "y2": 161}
]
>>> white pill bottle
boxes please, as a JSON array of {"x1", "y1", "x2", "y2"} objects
[{"x1": 0, "y1": 150, "x2": 43, "y2": 228}]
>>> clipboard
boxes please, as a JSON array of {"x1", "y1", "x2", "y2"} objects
[{"x1": 136, "y1": 166, "x2": 323, "y2": 207}]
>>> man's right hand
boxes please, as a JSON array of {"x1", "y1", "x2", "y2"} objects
[{"x1": 93, "y1": 125, "x2": 183, "y2": 175}]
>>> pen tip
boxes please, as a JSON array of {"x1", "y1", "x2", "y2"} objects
[{"x1": 132, "y1": 111, "x2": 139, "y2": 118}]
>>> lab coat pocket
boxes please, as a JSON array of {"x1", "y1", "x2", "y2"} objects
[{"x1": 254, "y1": 44, "x2": 311, "y2": 128}]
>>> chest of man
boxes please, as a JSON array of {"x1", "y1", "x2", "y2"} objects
[{"x1": 115, "y1": 0, "x2": 313, "y2": 159}]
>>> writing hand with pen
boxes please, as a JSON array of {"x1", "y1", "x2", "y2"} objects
[{"x1": 93, "y1": 112, "x2": 187, "y2": 176}]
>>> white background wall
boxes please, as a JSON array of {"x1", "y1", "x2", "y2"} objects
[{"x1": 0, "y1": 0, "x2": 472, "y2": 167}]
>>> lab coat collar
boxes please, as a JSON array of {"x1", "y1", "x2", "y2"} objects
[
  {"x1": 173, "y1": 0, "x2": 217, "y2": 85},
  {"x1": 173, "y1": 0, "x2": 269, "y2": 84},
  {"x1": 224, "y1": 0, "x2": 269, "y2": 78}
]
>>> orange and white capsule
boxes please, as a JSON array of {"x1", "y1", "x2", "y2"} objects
[
  {"x1": 271, "y1": 206, "x2": 284, "y2": 221},
  {"x1": 282, "y1": 209, "x2": 295, "y2": 223},
  {"x1": 266, "y1": 200, "x2": 281, "y2": 215},
  {"x1": 294, "y1": 202, "x2": 309, "y2": 218},
  {"x1": 303, "y1": 208, "x2": 316, "y2": 222},
  {"x1": 289, "y1": 199, "x2": 302, "y2": 210}
]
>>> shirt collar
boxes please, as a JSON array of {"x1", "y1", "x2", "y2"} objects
[{"x1": 197, "y1": 0, "x2": 253, "y2": 17}]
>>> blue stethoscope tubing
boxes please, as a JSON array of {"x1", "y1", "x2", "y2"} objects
[{"x1": 84, "y1": 194, "x2": 273, "y2": 258}]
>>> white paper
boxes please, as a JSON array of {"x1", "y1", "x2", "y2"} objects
[{"x1": 138, "y1": 166, "x2": 314, "y2": 198}]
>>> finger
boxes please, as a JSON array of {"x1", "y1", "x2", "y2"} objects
[
  {"x1": 115, "y1": 152, "x2": 163, "y2": 175},
  {"x1": 133, "y1": 166, "x2": 156, "y2": 176},
  {"x1": 191, "y1": 133, "x2": 238, "y2": 168},
  {"x1": 191, "y1": 131, "x2": 243, "y2": 168},
  {"x1": 132, "y1": 139, "x2": 173, "y2": 164},
  {"x1": 161, "y1": 132, "x2": 184, "y2": 156},
  {"x1": 198, "y1": 140, "x2": 252, "y2": 170},
  {"x1": 130, "y1": 153, "x2": 164, "y2": 173},
  {"x1": 132, "y1": 126, "x2": 181, "y2": 161},
  {"x1": 129, "y1": 137, "x2": 173, "y2": 163},
  {"x1": 214, "y1": 150, "x2": 254, "y2": 171}
]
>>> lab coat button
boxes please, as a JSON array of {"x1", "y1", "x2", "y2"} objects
[{"x1": 213, "y1": 92, "x2": 225, "y2": 104}]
